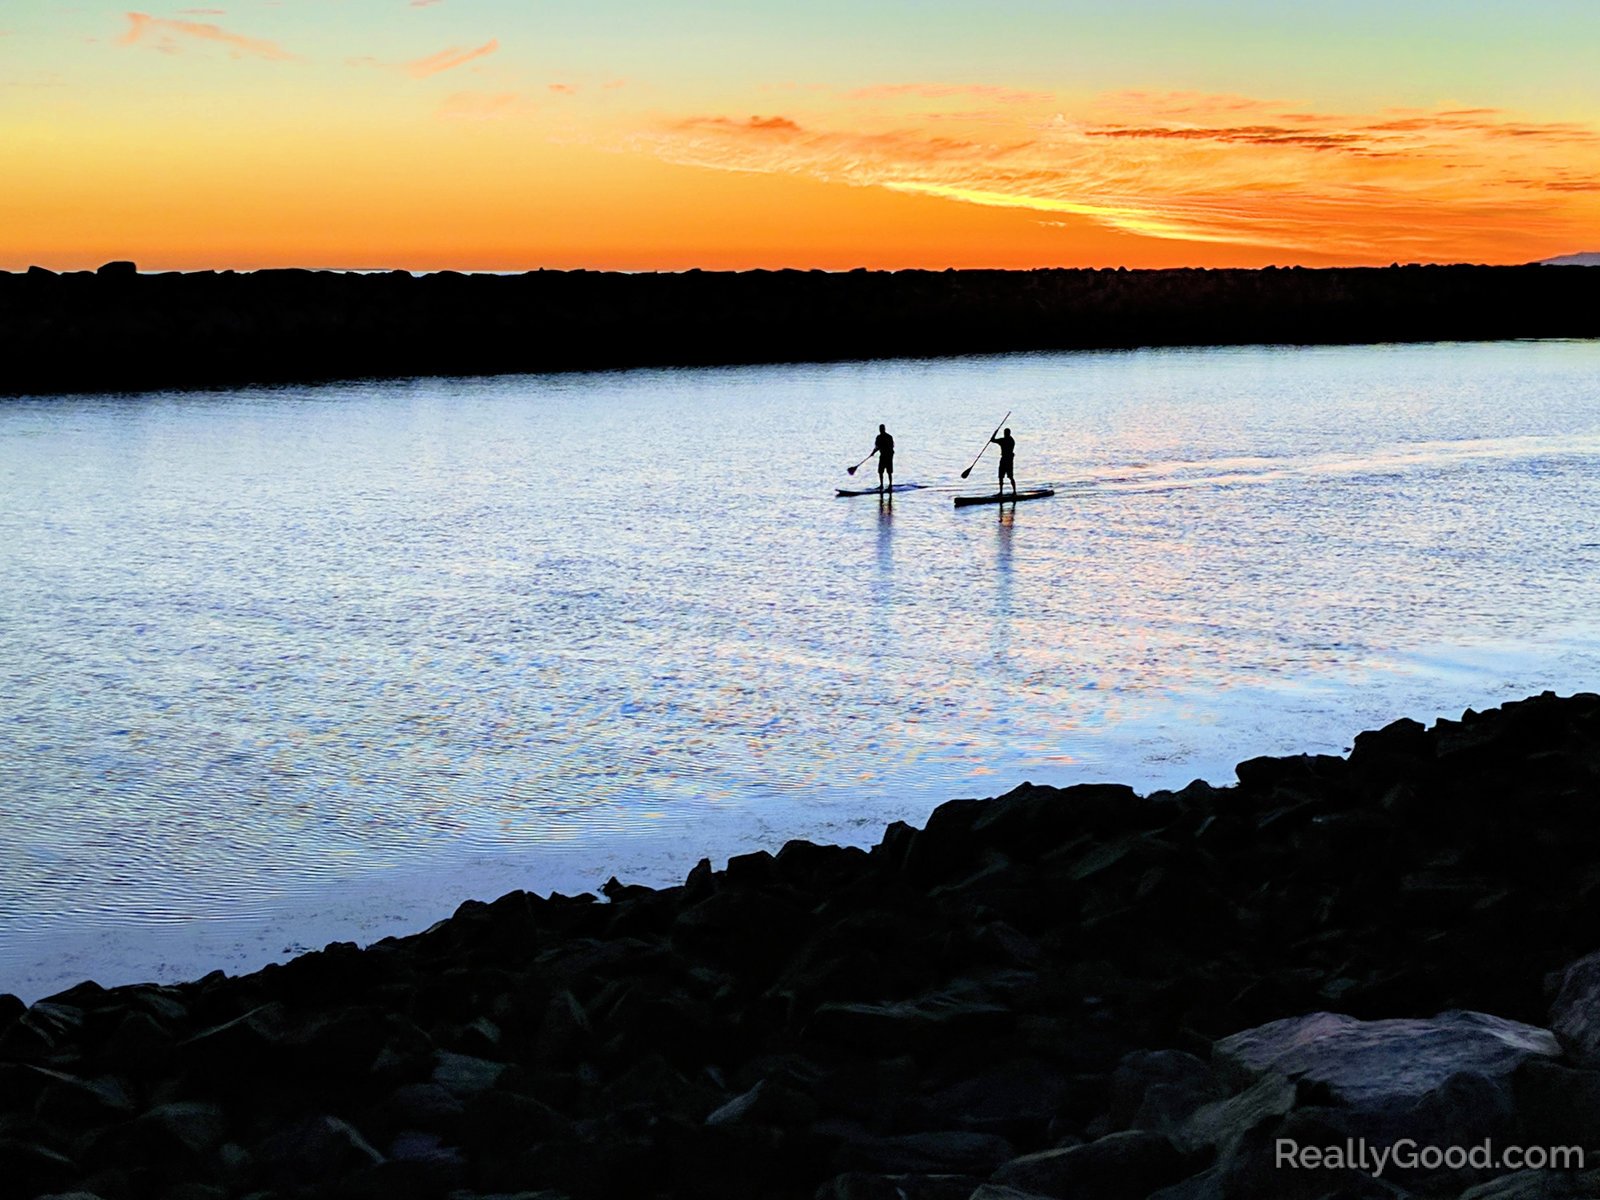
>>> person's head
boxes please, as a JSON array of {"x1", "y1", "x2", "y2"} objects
[
  {"x1": 879, "y1": 424, "x2": 886, "y2": 433},
  {"x1": 1003, "y1": 427, "x2": 1011, "y2": 436}
]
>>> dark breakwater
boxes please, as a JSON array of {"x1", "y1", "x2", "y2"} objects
[
  {"x1": 7, "y1": 691, "x2": 1600, "y2": 1197},
  {"x1": 5, "y1": 263, "x2": 1600, "y2": 394}
]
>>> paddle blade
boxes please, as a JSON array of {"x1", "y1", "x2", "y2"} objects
[
  {"x1": 960, "y1": 467, "x2": 972, "y2": 479},
  {"x1": 846, "y1": 465, "x2": 857, "y2": 475}
]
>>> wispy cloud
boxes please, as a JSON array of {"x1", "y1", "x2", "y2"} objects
[
  {"x1": 671, "y1": 114, "x2": 1025, "y2": 163},
  {"x1": 638, "y1": 87, "x2": 1600, "y2": 261},
  {"x1": 1083, "y1": 125, "x2": 1366, "y2": 150},
  {"x1": 117, "y1": 11, "x2": 291, "y2": 59},
  {"x1": 405, "y1": 38, "x2": 497, "y2": 78},
  {"x1": 676, "y1": 114, "x2": 803, "y2": 136}
]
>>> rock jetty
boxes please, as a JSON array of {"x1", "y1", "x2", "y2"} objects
[
  {"x1": 6, "y1": 690, "x2": 1600, "y2": 1198},
  {"x1": 6, "y1": 264, "x2": 1600, "y2": 395}
]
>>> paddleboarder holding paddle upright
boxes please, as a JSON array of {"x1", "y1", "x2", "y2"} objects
[
  {"x1": 873, "y1": 424, "x2": 895, "y2": 493},
  {"x1": 991, "y1": 427, "x2": 1017, "y2": 497}
]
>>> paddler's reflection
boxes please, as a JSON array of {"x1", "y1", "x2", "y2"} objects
[{"x1": 876, "y1": 492, "x2": 893, "y2": 574}]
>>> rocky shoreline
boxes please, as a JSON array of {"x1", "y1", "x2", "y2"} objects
[
  {"x1": 7, "y1": 690, "x2": 1600, "y2": 1198},
  {"x1": 6, "y1": 263, "x2": 1600, "y2": 395}
]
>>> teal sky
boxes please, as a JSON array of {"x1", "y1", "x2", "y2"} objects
[{"x1": 6, "y1": 1, "x2": 1599, "y2": 110}]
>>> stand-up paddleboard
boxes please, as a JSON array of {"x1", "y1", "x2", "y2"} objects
[
  {"x1": 953, "y1": 488, "x2": 1055, "y2": 507},
  {"x1": 836, "y1": 483, "x2": 926, "y2": 497}
]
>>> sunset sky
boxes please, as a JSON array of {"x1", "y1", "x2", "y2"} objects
[{"x1": 4, "y1": 2, "x2": 1599, "y2": 271}]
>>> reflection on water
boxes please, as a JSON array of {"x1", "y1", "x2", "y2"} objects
[
  {"x1": 4, "y1": 340, "x2": 1600, "y2": 997},
  {"x1": 992, "y1": 509, "x2": 1014, "y2": 668},
  {"x1": 867, "y1": 495, "x2": 894, "y2": 694}
]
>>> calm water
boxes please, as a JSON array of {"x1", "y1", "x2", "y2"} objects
[{"x1": 4, "y1": 340, "x2": 1600, "y2": 999}]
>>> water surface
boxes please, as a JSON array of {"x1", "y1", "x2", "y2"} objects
[{"x1": 4, "y1": 340, "x2": 1599, "y2": 999}]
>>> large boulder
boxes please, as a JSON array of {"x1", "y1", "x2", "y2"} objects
[
  {"x1": 1194, "y1": 1011, "x2": 1564, "y2": 1196},
  {"x1": 1214, "y1": 1011, "x2": 1560, "y2": 1109}
]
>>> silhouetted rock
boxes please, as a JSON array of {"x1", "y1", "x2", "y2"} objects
[
  {"x1": 1460, "y1": 1169, "x2": 1600, "y2": 1198},
  {"x1": 988, "y1": 1130, "x2": 1194, "y2": 1198},
  {"x1": 1109, "y1": 1050, "x2": 1227, "y2": 1136},
  {"x1": 431, "y1": 1050, "x2": 506, "y2": 1097},
  {"x1": 178, "y1": 1002, "x2": 288, "y2": 1083},
  {"x1": 0, "y1": 1139, "x2": 78, "y2": 1196},
  {"x1": 0, "y1": 999, "x2": 85, "y2": 1062},
  {"x1": 1509, "y1": 1056, "x2": 1600, "y2": 1147},
  {"x1": 815, "y1": 1175, "x2": 977, "y2": 1200},
  {"x1": 255, "y1": 1113, "x2": 384, "y2": 1187},
  {"x1": 921, "y1": 1058, "x2": 1084, "y2": 1141},
  {"x1": 829, "y1": 1127, "x2": 1016, "y2": 1175},
  {"x1": 705, "y1": 1077, "x2": 817, "y2": 1127}
]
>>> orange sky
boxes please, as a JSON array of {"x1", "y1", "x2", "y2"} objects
[{"x1": 4, "y1": 4, "x2": 1599, "y2": 270}]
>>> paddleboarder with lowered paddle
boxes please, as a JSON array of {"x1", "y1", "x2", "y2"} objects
[
  {"x1": 845, "y1": 424, "x2": 896, "y2": 492},
  {"x1": 873, "y1": 424, "x2": 895, "y2": 492}
]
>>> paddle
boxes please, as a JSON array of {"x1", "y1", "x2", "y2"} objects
[
  {"x1": 845, "y1": 449, "x2": 877, "y2": 476},
  {"x1": 959, "y1": 410, "x2": 1011, "y2": 479}
]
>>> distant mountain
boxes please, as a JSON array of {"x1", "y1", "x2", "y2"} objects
[{"x1": 1537, "y1": 251, "x2": 1600, "y2": 266}]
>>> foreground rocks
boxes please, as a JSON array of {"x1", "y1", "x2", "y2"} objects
[{"x1": 6, "y1": 690, "x2": 1600, "y2": 1198}]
